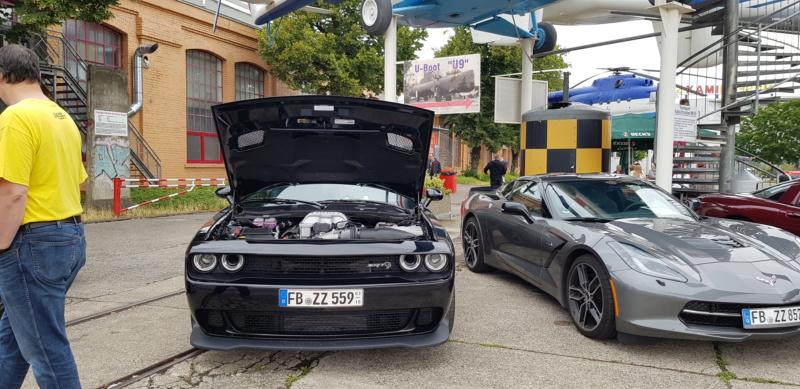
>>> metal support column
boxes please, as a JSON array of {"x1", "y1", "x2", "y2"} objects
[
  {"x1": 719, "y1": 0, "x2": 740, "y2": 193},
  {"x1": 383, "y1": 16, "x2": 398, "y2": 102}
]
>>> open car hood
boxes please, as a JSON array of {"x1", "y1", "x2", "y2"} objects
[{"x1": 212, "y1": 96, "x2": 434, "y2": 204}]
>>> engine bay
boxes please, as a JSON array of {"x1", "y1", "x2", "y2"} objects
[{"x1": 209, "y1": 210, "x2": 429, "y2": 242}]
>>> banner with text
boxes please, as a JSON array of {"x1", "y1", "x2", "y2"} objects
[
  {"x1": 674, "y1": 105, "x2": 698, "y2": 143},
  {"x1": 403, "y1": 54, "x2": 481, "y2": 115}
]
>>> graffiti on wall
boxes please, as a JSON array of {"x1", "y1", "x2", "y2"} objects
[{"x1": 94, "y1": 138, "x2": 130, "y2": 181}]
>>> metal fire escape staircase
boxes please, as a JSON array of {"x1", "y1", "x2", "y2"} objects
[
  {"x1": 30, "y1": 30, "x2": 161, "y2": 179},
  {"x1": 667, "y1": 0, "x2": 800, "y2": 198}
]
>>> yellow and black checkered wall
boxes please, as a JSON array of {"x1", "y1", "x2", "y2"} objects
[{"x1": 520, "y1": 117, "x2": 611, "y2": 175}]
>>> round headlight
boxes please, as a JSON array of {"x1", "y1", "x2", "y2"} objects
[
  {"x1": 425, "y1": 253, "x2": 448, "y2": 272},
  {"x1": 221, "y1": 254, "x2": 245, "y2": 272},
  {"x1": 193, "y1": 254, "x2": 217, "y2": 273},
  {"x1": 399, "y1": 254, "x2": 422, "y2": 272}
]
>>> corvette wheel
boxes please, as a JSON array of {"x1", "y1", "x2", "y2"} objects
[
  {"x1": 567, "y1": 254, "x2": 616, "y2": 339},
  {"x1": 463, "y1": 219, "x2": 492, "y2": 273},
  {"x1": 361, "y1": 0, "x2": 392, "y2": 36}
]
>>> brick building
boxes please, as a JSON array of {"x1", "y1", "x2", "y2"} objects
[{"x1": 62, "y1": 0, "x2": 297, "y2": 179}]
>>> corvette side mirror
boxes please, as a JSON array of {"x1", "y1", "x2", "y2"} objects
[{"x1": 502, "y1": 202, "x2": 533, "y2": 222}]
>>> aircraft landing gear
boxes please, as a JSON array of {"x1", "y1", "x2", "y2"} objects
[
  {"x1": 532, "y1": 22, "x2": 557, "y2": 54},
  {"x1": 361, "y1": 0, "x2": 392, "y2": 35}
]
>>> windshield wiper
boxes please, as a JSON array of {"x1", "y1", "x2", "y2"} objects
[
  {"x1": 562, "y1": 217, "x2": 615, "y2": 222},
  {"x1": 238, "y1": 198, "x2": 324, "y2": 208}
]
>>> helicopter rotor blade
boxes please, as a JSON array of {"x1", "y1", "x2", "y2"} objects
[{"x1": 570, "y1": 70, "x2": 611, "y2": 89}]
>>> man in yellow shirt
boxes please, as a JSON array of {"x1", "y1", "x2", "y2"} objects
[{"x1": 0, "y1": 44, "x2": 87, "y2": 389}]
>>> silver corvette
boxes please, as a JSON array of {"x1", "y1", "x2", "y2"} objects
[{"x1": 460, "y1": 174, "x2": 800, "y2": 342}]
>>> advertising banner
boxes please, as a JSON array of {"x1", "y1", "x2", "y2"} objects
[
  {"x1": 402, "y1": 54, "x2": 481, "y2": 115},
  {"x1": 674, "y1": 104, "x2": 698, "y2": 143}
]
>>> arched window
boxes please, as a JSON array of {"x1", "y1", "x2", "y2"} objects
[
  {"x1": 186, "y1": 50, "x2": 223, "y2": 163},
  {"x1": 235, "y1": 63, "x2": 264, "y2": 101},
  {"x1": 62, "y1": 20, "x2": 122, "y2": 90}
]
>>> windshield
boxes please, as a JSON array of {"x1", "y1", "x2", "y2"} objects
[
  {"x1": 242, "y1": 183, "x2": 417, "y2": 209},
  {"x1": 544, "y1": 179, "x2": 696, "y2": 221},
  {"x1": 752, "y1": 180, "x2": 793, "y2": 201}
]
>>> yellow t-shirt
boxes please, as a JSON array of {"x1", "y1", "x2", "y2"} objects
[{"x1": 0, "y1": 99, "x2": 87, "y2": 224}]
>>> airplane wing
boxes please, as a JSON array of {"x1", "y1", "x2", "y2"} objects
[
  {"x1": 253, "y1": 0, "x2": 319, "y2": 25},
  {"x1": 302, "y1": 6, "x2": 334, "y2": 14}
]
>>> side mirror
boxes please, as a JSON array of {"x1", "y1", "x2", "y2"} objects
[
  {"x1": 423, "y1": 188, "x2": 444, "y2": 207},
  {"x1": 215, "y1": 186, "x2": 233, "y2": 204},
  {"x1": 502, "y1": 202, "x2": 533, "y2": 222}
]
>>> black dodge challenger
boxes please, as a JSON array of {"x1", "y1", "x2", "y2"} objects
[{"x1": 185, "y1": 96, "x2": 455, "y2": 351}]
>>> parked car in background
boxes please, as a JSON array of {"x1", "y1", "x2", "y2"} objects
[
  {"x1": 462, "y1": 174, "x2": 800, "y2": 342},
  {"x1": 185, "y1": 96, "x2": 455, "y2": 351},
  {"x1": 693, "y1": 179, "x2": 800, "y2": 236}
]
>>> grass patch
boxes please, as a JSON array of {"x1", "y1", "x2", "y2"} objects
[
  {"x1": 82, "y1": 186, "x2": 228, "y2": 222},
  {"x1": 285, "y1": 366, "x2": 312, "y2": 388},
  {"x1": 456, "y1": 171, "x2": 520, "y2": 186},
  {"x1": 717, "y1": 371, "x2": 737, "y2": 384}
]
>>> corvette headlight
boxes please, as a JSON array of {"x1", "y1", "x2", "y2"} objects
[{"x1": 608, "y1": 242, "x2": 687, "y2": 282}]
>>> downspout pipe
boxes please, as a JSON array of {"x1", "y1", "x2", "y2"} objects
[{"x1": 128, "y1": 43, "x2": 159, "y2": 117}]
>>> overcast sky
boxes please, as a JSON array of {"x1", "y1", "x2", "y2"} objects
[{"x1": 416, "y1": 21, "x2": 663, "y2": 88}]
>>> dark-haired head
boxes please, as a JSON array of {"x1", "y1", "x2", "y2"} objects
[{"x1": 0, "y1": 44, "x2": 41, "y2": 85}]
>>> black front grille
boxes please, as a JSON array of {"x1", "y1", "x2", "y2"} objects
[
  {"x1": 241, "y1": 255, "x2": 401, "y2": 275},
  {"x1": 680, "y1": 301, "x2": 800, "y2": 328},
  {"x1": 227, "y1": 309, "x2": 414, "y2": 335}
]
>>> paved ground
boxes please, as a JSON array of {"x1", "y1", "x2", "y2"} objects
[{"x1": 16, "y1": 184, "x2": 800, "y2": 388}]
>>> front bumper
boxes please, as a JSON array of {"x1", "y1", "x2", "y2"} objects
[
  {"x1": 612, "y1": 269, "x2": 800, "y2": 342},
  {"x1": 186, "y1": 277, "x2": 454, "y2": 350}
]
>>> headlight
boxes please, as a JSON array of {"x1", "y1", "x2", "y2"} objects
[
  {"x1": 400, "y1": 254, "x2": 422, "y2": 272},
  {"x1": 607, "y1": 242, "x2": 687, "y2": 282},
  {"x1": 221, "y1": 254, "x2": 245, "y2": 272},
  {"x1": 424, "y1": 253, "x2": 448, "y2": 272},
  {"x1": 193, "y1": 254, "x2": 217, "y2": 273}
]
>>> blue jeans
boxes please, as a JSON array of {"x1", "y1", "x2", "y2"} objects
[{"x1": 0, "y1": 222, "x2": 85, "y2": 389}]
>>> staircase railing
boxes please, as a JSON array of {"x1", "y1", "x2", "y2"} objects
[{"x1": 30, "y1": 30, "x2": 161, "y2": 179}]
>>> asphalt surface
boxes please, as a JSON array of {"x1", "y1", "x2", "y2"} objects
[{"x1": 16, "y1": 184, "x2": 800, "y2": 388}]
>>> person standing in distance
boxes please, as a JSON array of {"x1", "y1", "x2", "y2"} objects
[
  {"x1": 484, "y1": 153, "x2": 507, "y2": 187},
  {"x1": 0, "y1": 44, "x2": 87, "y2": 389},
  {"x1": 427, "y1": 153, "x2": 442, "y2": 178}
]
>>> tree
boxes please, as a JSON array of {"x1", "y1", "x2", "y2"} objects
[
  {"x1": 257, "y1": 0, "x2": 427, "y2": 96},
  {"x1": 738, "y1": 100, "x2": 800, "y2": 166},
  {"x1": 2, "y1": 0, "x2": 122, "y2": 43},
  {"x1": 436, "y1": 27, "x2": 568, "y2": 173}
]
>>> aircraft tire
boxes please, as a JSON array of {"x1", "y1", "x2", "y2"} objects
[
  {"x1": 361, "y1": 0, "x2": 392, "y2": 36},
  {"x1": 532, "y1": 22, "x2": 557, "y2": 54}
]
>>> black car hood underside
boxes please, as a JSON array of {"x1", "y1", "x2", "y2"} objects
[{"x1": 212, "y1": 96, "x2": 434, "y2": 203}]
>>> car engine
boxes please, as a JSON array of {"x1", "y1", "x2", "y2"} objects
[{"x1": 212, "y1": 211, "x2": 425, "y2": 241}]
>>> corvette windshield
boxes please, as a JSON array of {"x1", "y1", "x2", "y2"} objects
[
  {"x1": 242, "y1": 183, "x2": 417, "y2": 209},
  {"x1": 544, "y1": 180, "x2": 695, "y2": 221}
]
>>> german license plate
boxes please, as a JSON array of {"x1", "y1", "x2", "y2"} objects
[
  {"x1": 279, "y1": 289, "x2": 363, "y2": 307},
  {"x1": 743, "y1": 306, "x2": 800, "y2": 328}
]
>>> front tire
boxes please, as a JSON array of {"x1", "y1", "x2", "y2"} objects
[
  {"x1": 462, "y1": 219, "x2": 492, "y2": 273},
  {"x1": 566, "y1": 254, "x2": 616, "y2": 339},
  {"x1": 361, "y1": 0, "x2": 392, "y2": 36}
]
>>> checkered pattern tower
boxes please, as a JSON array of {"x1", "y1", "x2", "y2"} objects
[{"x1": 520, "y1": 104, "x2": 611, "y2": 175}]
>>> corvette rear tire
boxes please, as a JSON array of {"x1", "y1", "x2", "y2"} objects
[
  {"x1": 463, "y1": 218, "x2": 492, "y2": 273},
  {"x1": 361, "y1": 0, "x2": 392, "y2": 36},
  {"x1": 566, "y1": 254, "x2": 616, "y2": 339}
]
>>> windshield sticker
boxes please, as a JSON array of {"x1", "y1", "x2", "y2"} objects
[{"x1": 314, "y1": 105, "x2": 334, "y2": 112}]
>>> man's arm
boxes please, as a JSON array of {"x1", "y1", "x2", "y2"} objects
[{"x1": 0, "y1": 178, "x2": 27, "y2": 249}]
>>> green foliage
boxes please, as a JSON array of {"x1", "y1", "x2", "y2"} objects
[
  {"x1": 257, "y1": 0, "x2": 427, "y2": 96},
  {"x1": 456, "y1": 175, "x2": 487, "y2": 185},
  {"x1": 461, "y1": 168, "x2": 478, "y2": 178},
  {"x1": 4, "y1": 0, "x2": 121, "y2": 43},
  {"x1": 739, "y1": 100, "x2": 800, "y2": 166},
  {"x1": 436, "y1": 27, "x2": 569, "y2": 169},
  {"x1": 424, "y1": 177, "x2": 451, "y2": 195}
]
